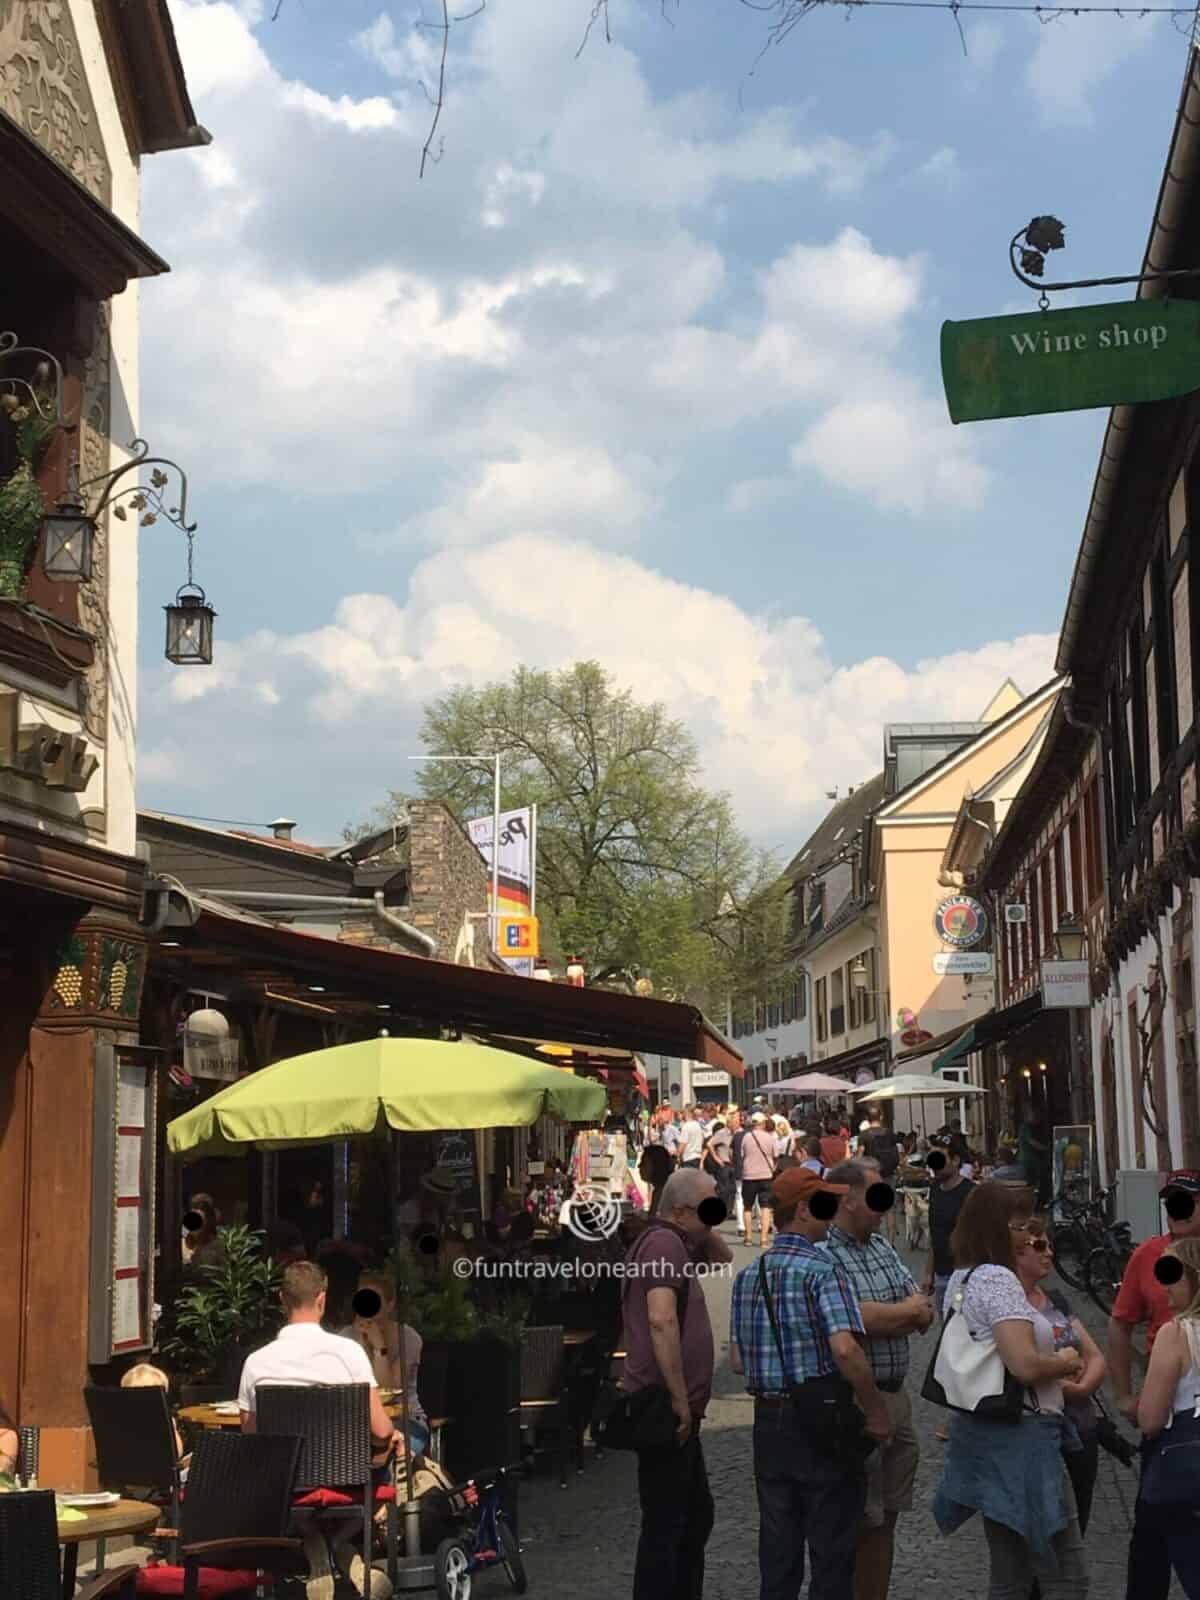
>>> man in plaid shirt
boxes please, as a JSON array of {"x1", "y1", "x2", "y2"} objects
[
  {"x1": 731, "y1": 1167, "x2": 892, "y2": 1600},
  {"x1": 822, "y1": 1159, "x2": 934, "y2": 1600}
]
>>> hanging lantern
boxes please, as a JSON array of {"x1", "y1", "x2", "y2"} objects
[
  {"x1": 165, "y1": 584, "x2": 215, "y2": 665},
  {"x1": 40, "y1": 498, "x2": 94, "y2": 581}
]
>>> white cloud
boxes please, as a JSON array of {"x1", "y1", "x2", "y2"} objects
[
  {"x1": 793, "y1": 392, "x2": 989, "y2": 515},
  {"x1": 147, "y1": 536, "x2": 1055, "y2": 838},
  {"x1": 916, "y1": 146, "x2": 960, "y2": 187},
  {"x1": 1026, "y1": 15, "x2": 1157, "y2": 127}
]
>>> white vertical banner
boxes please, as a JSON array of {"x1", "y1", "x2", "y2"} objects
[{"x1": 468, "y1": 806, "x2": 535, "y2": 974}]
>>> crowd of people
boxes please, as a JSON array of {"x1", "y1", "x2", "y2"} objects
[{"x1": 618, "y1": 1145, "x2": 1200, "y2": 1600}]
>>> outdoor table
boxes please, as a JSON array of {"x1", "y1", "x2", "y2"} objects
[
  {"x1": 180, "y1": 1401, "x2": 452, "y2": 1463},
  {"x1": 179, "y1": 1402, "x2": 239, "y2": 1431},
  {"x1": 57, "y1": 1496, "x2": 159, "y2": 1598}
]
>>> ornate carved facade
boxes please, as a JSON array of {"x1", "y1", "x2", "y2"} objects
[{"x1": 0, "y1": 0, "x2": 111, "y2": 204}]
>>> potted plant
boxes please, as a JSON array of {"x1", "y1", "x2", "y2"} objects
[
  {"x1": 0, "y1": 381, "x2": 58, "y2": 598},
  {"x1": 160, "y1": 1224, "x2": 282, "y2": 1402}
]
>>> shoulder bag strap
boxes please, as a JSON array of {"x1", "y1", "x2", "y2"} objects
[{"x1": 757, "y1": 1254, "x2": 792, "y2": 1389}]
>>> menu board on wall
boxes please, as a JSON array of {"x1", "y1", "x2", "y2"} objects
[{"x1": 89, "y1": 1045, "x2": 158, "y2": 1363}]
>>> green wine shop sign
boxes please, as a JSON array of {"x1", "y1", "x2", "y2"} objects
[{"x1": 941, "y1": 300, "x2": 1200, "y2": 424}]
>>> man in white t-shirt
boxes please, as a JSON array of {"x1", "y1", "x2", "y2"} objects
[
  {"x1": 239, "y1": 1261, "x2": 399, "y2": 1598},
  {"x1": 679, "y1": 1106, "x2": 705, "y2": 1169},
  {"x1": 238, "y1": 1260, "x2": 398, "y2": 1443}
]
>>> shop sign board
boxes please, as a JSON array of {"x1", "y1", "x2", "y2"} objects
[
  {"x1": 933, "y1": 952, "x2": 993, "y2": 976},
  {"x1": 1041, "y1": 959, "x2": 1091, "y2": 1009},
  {"x1": 934, "y1": 894, "x2": 988, "y2": 949},
  {"x1": 942, "y1": 300, "x2": 1200, "y2": 424}
]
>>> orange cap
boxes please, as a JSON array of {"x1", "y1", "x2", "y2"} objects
[{"x1": 771, "y1": 1167, "x2": 849, "y2": 1208}]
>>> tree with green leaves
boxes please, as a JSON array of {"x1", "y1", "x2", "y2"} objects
[{"x1": 360, "y1": 662, "x2": 788, "y2": 1010}]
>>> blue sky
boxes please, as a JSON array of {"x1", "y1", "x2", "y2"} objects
[{"x1": 135, "y1": 0, "x2": 1191, "y2": 846}]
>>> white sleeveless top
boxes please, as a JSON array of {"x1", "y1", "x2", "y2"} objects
[{"x1": 1169, "y1": 1321, "x2": 1200, "y2": 1421}]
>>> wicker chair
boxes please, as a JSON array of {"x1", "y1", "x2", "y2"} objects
[
  {"x1": 253, "y1": 1383, "x2": 397, "y2": 1588},
  {"x1": 0, "y1": 1489, "x2": 140, "y2": 1600},
  {"x1": 518, "y1": 1325, "x2": 570, "y2": 1489},
  {"x1": 134, "y1": 1430, "x2": 303, "y2": 1599},
  {"x1": 86, "y1": 1385, "x2": 184, "y2": 1538}
]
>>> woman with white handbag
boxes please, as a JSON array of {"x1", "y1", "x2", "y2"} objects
[{"x1": 925, "y1": 1183, "x2": 1088, "y2": 1599}]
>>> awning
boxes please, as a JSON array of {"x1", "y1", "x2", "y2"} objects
[
  {"x1": 895, "y1": 995, "x2": 1045, "y2": 1074},
  {"x1": 808, "y1": 1036, "x2": 890, "y2": 1082},
  {"x1": 165, "y1": 903, "x2": 743, "y2": 1076},
  {"x1": 933, "y1": 1025, "x2": 977, "y2": 1072}
]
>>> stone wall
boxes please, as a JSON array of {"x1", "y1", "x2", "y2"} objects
[
  {"x1": 405, "y1": 799, "x2": 489, "y2": 959},
  {"x1": 335, "y1": 801, "x2": 489, "y2": 964}
]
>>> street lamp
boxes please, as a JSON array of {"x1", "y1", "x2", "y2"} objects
[
  {"x1": 1054, "y1": 912, "x2": 1087, "y2": 963},
  {"x1": 1, "y1": 338, "x2": 212, "y2": 661}
]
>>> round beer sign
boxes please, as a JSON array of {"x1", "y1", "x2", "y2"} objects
[{"x1": 934, "y1": 894, "x2": 988, "y2": 949}]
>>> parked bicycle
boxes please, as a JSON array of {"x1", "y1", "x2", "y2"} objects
[
  {"x1": 1083, "y1": 1211, "x2": 1135, "y2": 1316},
  {"x1": 1048, "y1": 1179, "x2": 1116, "y2": 1289}
]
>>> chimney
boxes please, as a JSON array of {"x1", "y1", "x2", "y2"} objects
[{"x1": 270, "y1": 817, "x2": 297, "y2": 841}]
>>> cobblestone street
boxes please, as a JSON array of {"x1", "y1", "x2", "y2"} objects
[{"x1": 511, "y1": 1226, "x2": 1176, "y2": 1600}]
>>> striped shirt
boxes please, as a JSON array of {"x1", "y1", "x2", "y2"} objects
[
  {"x1": 730, "y1": 1232, "x2": 864, "y2": 1392},
  {"x1": 822, "y1": 1224, "x2": 918, "y2": 1385}
]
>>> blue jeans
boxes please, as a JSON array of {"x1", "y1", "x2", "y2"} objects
[
  {"x1": 1168, "y1": 1513, "x2": 1200, "y2": 1599},
  {"x1": 753, "y1": 1402, "x2": 866, "y2": 1600}
]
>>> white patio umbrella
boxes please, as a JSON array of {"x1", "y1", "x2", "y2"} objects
[
  {"x1": 852, "y1": 1072, "x2": 989, "y2": 1102},
  {"x1": 764, "y1": 1071, "x2": 857, "y2": 1095}
]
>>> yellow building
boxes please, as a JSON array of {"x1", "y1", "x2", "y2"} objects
[{"x1": 793, "y1": 680, "x2": 1062, "y2": 1130}]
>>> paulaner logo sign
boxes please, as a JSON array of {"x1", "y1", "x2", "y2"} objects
[{"x1": 941, "y1": 300, "x2": 1200, "y2": 423}]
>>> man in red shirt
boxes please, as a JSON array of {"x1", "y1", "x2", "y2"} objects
[{"x1": 1107, "y1": 1168, "x2": 1200, "y2": 1600}]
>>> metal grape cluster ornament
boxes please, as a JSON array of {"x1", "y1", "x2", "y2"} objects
[{"x1": 941, "y1": 216, "x2": 1200, "y2": 423}]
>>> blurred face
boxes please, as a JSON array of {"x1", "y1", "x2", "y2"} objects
[
  {"x1": 1165, "y1": 1257, "x2": 1198, "y2": 1312},
  {"x1": 837, "y1": 1181, "x2": 881, "y2": 1241},
  {"x1": 1015, "y1": 1230, "x2": 1054, "y2": 1283},
  {"x1": 1164, "y1": 1188, "x2": 1200, "y2": 1239},
  {"x1": 670, "y1": 1176, "x2": 718, "y2": 1240}
]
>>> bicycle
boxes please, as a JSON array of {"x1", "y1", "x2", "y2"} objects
[
  {"x1": 1048, "y1": 1181, "x2": 1116, "y2": 1290},
  {"x1": 1084, "y1": 1213, "x2": 1135, "y2": 1316},
  {"x1": 433, "y1": 1465, "x2": 526, "y2": 1600}
]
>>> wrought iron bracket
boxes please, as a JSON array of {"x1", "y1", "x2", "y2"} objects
[
  {"x1": 0, "y1": 331, "x2": 73, "y2": 430},
  {"x1": 1011, "y1": 216, "x2": 1200, "y2": 307}
]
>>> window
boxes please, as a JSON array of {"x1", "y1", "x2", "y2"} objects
[
  {"x1": 798, "y1": 973, "x2": 808, "y2": 1020},
  {"x1": 861, "y1": 950, "x2": 878, "y2": 1024},
  {"x1": 847, "y1": 961, "x2": 860, "y2": 1030},
  {"x1": 1040, "y1": 860, "x2": 1053, "y2": 958},
  {"x1": 815, "y1": 977, "x2": 827, "y2": 1043},
  {"x1": 1170, "y1": 468, "x2": 1187, "y2": 555},
  {"x1": 1175, "y1": 572, "x2": 1193, "y2": 736},
  {"x1": 1084, "y1": 780, "x2": 1104, "y2": 903},
  {"x1": 1068, "y1": 812, "x2": 1083, "y2": 914},
  {"x1": 830, "y1": 969, "x2": 845, "y2": 1038},
  {"x1": 1053, "y1": 836, "x2": 1067, "y2": 925},
  {"x1": 1029, "y1": 874, "x2": 1041, "y2": 965}
]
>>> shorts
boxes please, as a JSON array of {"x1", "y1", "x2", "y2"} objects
[
  {"x1": 863, "y1": 1387, "x2": 919, "y2": 1525},
  {"x1": 742, "y1": 1178, "x2": 774, "y2": 1212}
]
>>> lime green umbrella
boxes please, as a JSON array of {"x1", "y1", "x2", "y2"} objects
[{"x1": 167, "y1": 1036, "x2": 607, "y2": 1159}]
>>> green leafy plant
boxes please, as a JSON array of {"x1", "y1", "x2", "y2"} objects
[
  {"x1": 160, "y1": 1225, "x2": 282, "y2": 1383},
  {"x1": 0, "y1": 382, "x2": 59, "y2": 599}
]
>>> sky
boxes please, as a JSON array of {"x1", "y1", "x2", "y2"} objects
[{"x1": 135, "y1": 0, "x2": 1195, "y2": 851}]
